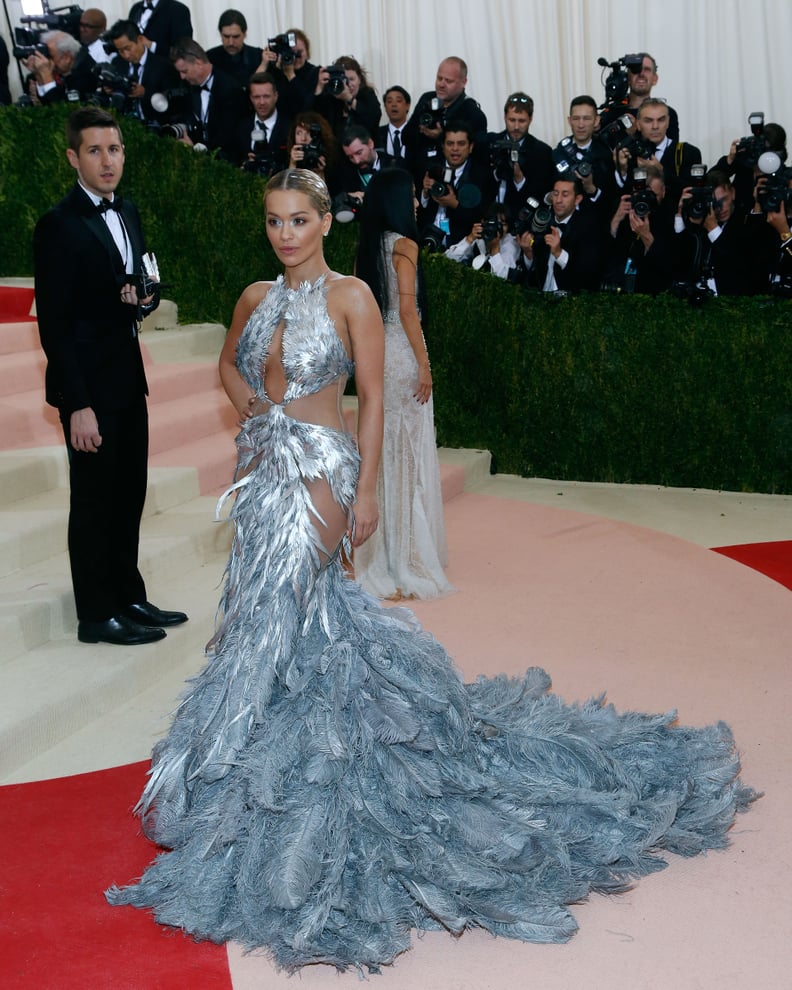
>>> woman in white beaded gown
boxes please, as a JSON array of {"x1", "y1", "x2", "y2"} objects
[{"x1": 353, "y1": 168, "x2": 452, "y2": 600}]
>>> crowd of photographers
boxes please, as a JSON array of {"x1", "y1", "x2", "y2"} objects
[{"x1": 6, "y1": 3, "x2": 791, "y2": 299}]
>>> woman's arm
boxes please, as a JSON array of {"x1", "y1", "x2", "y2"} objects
[
  {"x1": 341, "y1": 277, "x2": 384, "y2": 547},
  {"x1": 393, "y1": 237, "x2": 432, "y2": 403},
  {"x1": 219, "y1": 281, "x2": 269, "y2": 422}
]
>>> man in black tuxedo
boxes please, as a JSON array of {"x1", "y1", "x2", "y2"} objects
[
  {"x1": 34, "y1": 107, "x2": 188, "y2": 645},
  {"x1": 170, "y1": 38, "x2": 247, "y2": 159},
  {"x1": 207, "y1": 9, "x2": 264, "y2": 87},
  {"x1": 229, "y1": 71, "x2": 290, "y2": 172},
  {"x1": 108, "y1": 19, "x2": 180, "y2": 123},
  {"x1": 128, "y1": 0, "x2": 192, "y2": 56},
  {"x1": 418, "y1": 121, "x2": 495, "y2": 248}
]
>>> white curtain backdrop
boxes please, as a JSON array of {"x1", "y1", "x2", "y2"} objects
[{"x1": 3, "y1": 0, "x2": 791, "y2": 168}]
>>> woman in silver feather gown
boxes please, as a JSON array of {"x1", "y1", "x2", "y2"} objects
[{"x1": 106, "y1": 169, "x2": 756, "y2": 974}]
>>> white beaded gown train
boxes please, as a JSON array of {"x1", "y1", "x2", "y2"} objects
[{"x1": 106, "y1": 275, "x2": 756, "y2": 974}]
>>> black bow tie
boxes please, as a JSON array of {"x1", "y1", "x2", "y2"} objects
[{"x1": 97, "y1": 197, "x2": 121, "y2": 214}]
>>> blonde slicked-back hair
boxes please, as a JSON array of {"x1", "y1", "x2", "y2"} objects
[{"x1": 264, "y1": 168, "x2": 332, "y2": 216}]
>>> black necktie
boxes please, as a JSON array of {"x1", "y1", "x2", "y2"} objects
[
  {"x1": 97, "y1": 198, "x2": 121, "y2": 214},
  {"x1": 131, "y1": 63, "x2": 140, "y2": 83},
  {"x1": 392, "y1": 129, "x2": 401, "y2": 157}
]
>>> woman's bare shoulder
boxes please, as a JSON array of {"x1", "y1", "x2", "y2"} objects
[{"x1": 325, "y1": 271, "x2": 377, "y2": 308}]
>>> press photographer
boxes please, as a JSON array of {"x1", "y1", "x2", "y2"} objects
[
  {"x1": 554, "y1": 95, "x2": 617, "y2": 203},
  {"x1": 598, "y1": 52, "x2": 680, "y2": 142},
  {"x1": 714, "y1": 115, "x2": 788, "y2": 212},
  {"x1": 168, "y1": 38, "x2": 247, "y2": 159},
  {"x1": 674, "y1": 168, "x2": 765, "y2": 296},
  {"x1": 21, "y1": 30, "x2": 96, "y2": 105},
  {"x1": 104, "y1": 19, "x2": 180, "y2": 123},
  {"x1": 616, "y1": 98, "x2": 701, "y2": 204},
  {"x1": 229, "y1": 72, "x2": 289, "y2": 174},
  {"x1": 486, "y1": 92, "x2": 555, "y2": 214},
  {"x1": 445, "y1": 203, "x2": 519, "y2": 278},
  {"x1": 605, "y1": 165, "x2": 675, "y2": 294}
]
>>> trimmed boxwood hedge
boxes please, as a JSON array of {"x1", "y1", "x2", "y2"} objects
[{"x1": 2, "y1": 105, "x2": 790, "y2": 492}]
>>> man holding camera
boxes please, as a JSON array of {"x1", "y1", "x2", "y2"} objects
[
  {"x1": 34, "y1": 107, "x2": 187, "y2": 645},
  {"x1": 674, "y1": 169, "x2": 764, "y2": 295},
  {"x1": 24, "y1": 30, "x2": 96, "y2": 105},
  {"x1": 169, "y1": 38, "x2": 247, "y2": 158},
  {"x1": 339, "y1": 125, "x2": 394, "y2": 200},
  {"x1": 488, "y1": 92, "x2": 555, "y2": 215},
  {"x1": 260, "y1": 28, "x2": 318, "y2": 116},
  {"x1": 229, "y1": 71, "x2": 290, "y2": 172},
  {"x1": 515, "y1": 175, "x2": 607, "y2": 292},
  {"x1": 616, "y1": 98, "x2": 701, "y2": 205},
  {"x1": 108, "y1": 19, "x2": 179, "y2": 123},
  {"x1": 605, "y1": 164, "x2": 676, "y2": 294},
  {"x1": 554, "y1": 95, "x2": 616, "y2": 205},
  {"x1": 418, "y1": 120, "x2": 495, "y2": 249},
  {"x1": 403, "y1": 57, "x2": 488, "y2": 173},
  {"x1": 599, "y1": 53, "x2": 680, "y2": 143}
]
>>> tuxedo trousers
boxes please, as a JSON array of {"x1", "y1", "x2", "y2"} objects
[{"x1": 60, "y1": 397, "x2": 149, "y2": 621}]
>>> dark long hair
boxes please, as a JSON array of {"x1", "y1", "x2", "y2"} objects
[{"x1": 355, "y1": 168, "x2": 426, "y2": 316}]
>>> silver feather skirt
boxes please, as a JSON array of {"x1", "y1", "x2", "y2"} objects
[{"x1": 106, "y1": 282, "x2": 756, "y2": 974}]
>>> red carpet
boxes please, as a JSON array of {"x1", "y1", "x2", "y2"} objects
[
  {"x1": 1, "y1": 762, "x2": 231, "y2": 990},
  {"x1": 0, "y1": 286, "x2": 34, "y2": 322},
  {"x1": 713, "y1": 540, "x2": 792, "y2": 591}
]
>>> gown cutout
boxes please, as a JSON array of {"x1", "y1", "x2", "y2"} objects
[{"x1": 107, "y1": 275, "x2": 756, "y2": 974}]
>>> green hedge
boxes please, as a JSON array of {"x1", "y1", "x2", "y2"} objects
[{"x1": 2, "y1": 105, "x2": 791, "y2": 492}]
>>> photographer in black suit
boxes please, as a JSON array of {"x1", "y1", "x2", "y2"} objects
[
  {"x1": 108, "y1": 19, "x2": 180, "y2": 123},
  {"x1": 34, "y1": 107, "x2": 187, "y2": 645},
  {"x1": 207, "y1": 9, "x2": 265, "y2": 87},
  {"x1": 23, "y1": 31, "x2": 96, "y2": 105},
  {"x1": 169, "y1": 38, "x2": 247, "y2": 159},
  {"x1": 229, "y1": 72, "x2": 290, "y2": 172},
  {"x1": 488, "y1": 91, "x2": 555, "y2": 215}
]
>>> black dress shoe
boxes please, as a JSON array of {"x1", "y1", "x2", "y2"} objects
[
  {"x1": 78, "y1": 615, "x2": 167, "y2": 646},
  {"x1": 122, "y1": 601, "x2": 189, "y2": 627}
]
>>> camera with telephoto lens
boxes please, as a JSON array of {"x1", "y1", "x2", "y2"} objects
[
  {"x1": 426, "y1": 164, "x2": 454, "y2": 199},
  {"x1": 629, "y1": 168, "x2": 658, "y2": 218},
  {"x1": 160, "y1": 120, "x2": 205, "y2": 146},
  {"x1": 332, "y1": 193, "x2": 361, "y2": 224},
  {"x1": 735, "y1": 112, "x2": 767, "y2": 168},
  {"x1": 418, "y1": 97, "x2": 444, "y2": 129},
  {"x1": 489, "y1": 137, "x2": 522, "y2": 181},
  {"x1": 324, "y1": 64, "x2": 348, "y2": 96},
  {"x1": 512, "y1": 197, "x2": 553, "y2": 237},
  {"x1": 268, "y1": 32, "x2": 297, "y2": 65},
  {"x1": 553, "y1": 138, "x2": 592, "y2": 178},
  {"x1": 420, "y1": 223, "x2": 447, "y2": 252},
  {"x1": 682, "y1": 163, "x2": 714, "y2": 221},
  {"x1": 755, "y1": 151, "x2": 792, "y2": 214},
  {"x1": 300, "y1": 123, "x2": 326, "y2": 169}
]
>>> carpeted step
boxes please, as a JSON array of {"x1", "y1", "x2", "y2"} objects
[
  {"x1": 0, "y1": 319, "x2": 40, "y2": 354},
  {"x1": 0, "y1": 286, "x2": 35, "y2": 323},
  {"x1": 0, "y1": 447, "x2": 67, "y2": 506}
]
